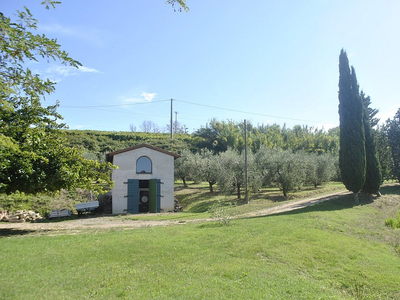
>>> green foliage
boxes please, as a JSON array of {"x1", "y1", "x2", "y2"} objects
[
  {"x1": 192, "y1": 149, "x2": 220, "y2": 192},
  {"x1": 362, "y1": 92, "x2": 382, "y2": 194},
  {"x1": 338, "y1": 49, "x2": 366, "y2": 194},
  {"x1": 271, "y1": 150, "x2": 306, "y2": 197},
  {"x1": 386, "y1": 108, "x2": 400, "y2": 182},
  {"x1": 208, "y1": 201, "x2": 237, "y2": 226},
  {"x1": 0, "y1": 191, "x2": 53, "y2": 216},
  {"x1": 192, "y1": 119, "x2": 339, "y2": 155},
  {"x1": 0, "y1": 189, "x2": 88, "y2": 216},
  {"x1": 304, "y1": 153, "x2": 337, "y2": 188},
  {"x1": 66, "y1": 130, "x2": 193, "y2": 157},
  {"x1": 255, "y1": 148, "x2": 336, "y2": 198},
  {"x1": 375, "y1": 125, "x2": 393, "y2": 181},
  {"x1": 166, "y1": 0, "x2": 189, "y2": 12},
  {"x1": 0, "y1": 3, "x2": 114, "y2": 194},
  {"x1": 0, "y1": 130, "x2": 115, "y2": 194},
  {"x1": 174, "y1": 149, "x2": 196, "y2": 187},
  {"x1": 385, "y1": 211, "x2": 400, "y2": 229},
  {"x1": 385, "y1": 217, "x2": 400, "y2": 229},
  {"x1": 175, "y1": 147, "x2": 337, "y2": 199},
  {"x1": 216, "y1": 148, "x2": 242, "y2": 197},
  {"x1": 217, "y1": 148, "x2": 255, "y2": 199}
]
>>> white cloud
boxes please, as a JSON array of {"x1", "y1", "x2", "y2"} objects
[
  {"x1": 46, "y1": 65, "x2": 77, "y2": 77},
  {"x1": 78, "y1": 66, "x2": 101, "y2": 73},
  {"x1": 121, "y1": 92, "x2": 157, "y2": 105},
  {"x1": 45, "y1": 65, "x2": 101, "y2": 77},
  {"x1": 141, "y1": 92, "x2": 157, "y2": 102}
]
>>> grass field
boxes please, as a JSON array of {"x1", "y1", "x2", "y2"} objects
[{"x1": 1, "y1": 184, "x2": 400, "y2": 299}]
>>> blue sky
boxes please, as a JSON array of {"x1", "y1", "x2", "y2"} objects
[{"x1": 4, "y1": 0, "x2": 400, "y2": 133}]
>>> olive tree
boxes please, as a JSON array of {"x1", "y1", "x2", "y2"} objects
[
  {"x1": 217, "y1": 149, "x2": 245, "y2": 198},
  {"x1": 174, "y1": 149, "x2": 196, "y2": 187},
  {"x1": 216, "y1": 149, "x2": 261, "y2": 199},
  {"x1": 256, "y1": 148, "x2": 306, "y2": 198},
  {"x1": 304, "y1": 153, "x2": 336, "y2": 188},
  {"x1": 192, "y1": 149, "x2": 219, "y2": 193}
]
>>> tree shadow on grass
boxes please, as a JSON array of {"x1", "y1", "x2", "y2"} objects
[
  {"x1": 0, "y1": 228, "x2": 37, "y2": 237},
  {"x1": 176, "y1": 188, "x2": 215, "y2": 207},
  {"x1": 246, "y1": 193, "x2": 377, "y2": 220},
  {"x1": 188, "y1": 199, "x2": 237, "y2": 213},
  {"x1": 186, "y1": 191, "x2": 304, "y2": 213},
  {"x1": 38, "y1": 213, "x2": 104, "y2": 224},
  {"x1": 264, "y1": 195, "x2": 288, "y2": 202},
  {"x1": 380, "y1": 184, "x2": 400, "y2": 195},
  {"x1": 282, "y1": 194, "x2": 360, "y2": 215}
]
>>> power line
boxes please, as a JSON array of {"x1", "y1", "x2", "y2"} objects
[
  {"x1": 59, "y1": 104, "x2": 169, "y2": 119},
  {"x1": 59, "y1": 97, "x2": 335, "y2": 126},
  {"x1": 175, "y1": 99, "x2": 331, "y2": 125},
  {"x1": 60, "y1": 99, "x2": 170, "y2": 108}
]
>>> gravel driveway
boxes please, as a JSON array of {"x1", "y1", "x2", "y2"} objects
[{"x1": 0, "y1": 190, "x2": 350, "y2": 235}]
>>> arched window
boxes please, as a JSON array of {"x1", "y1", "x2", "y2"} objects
[{"x1": 136, "y1": 156, "x2": 152, "y2": 174}]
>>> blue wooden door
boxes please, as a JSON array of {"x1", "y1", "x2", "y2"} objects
[{"x1": 127, "y1": 179, "x2": 139, "y2": 214}]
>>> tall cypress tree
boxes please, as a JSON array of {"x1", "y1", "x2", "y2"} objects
[
  {"x1": 361, "y1": 92, "x2": 382, "y2": 196},
  {"x1": 386, "y1": 108, "x2": 400, "y2": 182},
  {"x1": 338, "y1": 49, "x2": 366, "y2": 204}
]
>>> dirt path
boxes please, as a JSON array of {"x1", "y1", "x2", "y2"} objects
[
  {"x1": 0, "y1": 190, "x2": 351, "y2": 235},
  {"x1": 241, "y1": 190, "x2": 351, "y2": 218}
]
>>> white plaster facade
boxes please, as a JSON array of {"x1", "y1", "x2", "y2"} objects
[{"x1": 107, "y1": 144, "x2": 179, "y2": 214}]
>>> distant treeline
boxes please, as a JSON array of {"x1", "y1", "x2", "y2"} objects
[
  {"x1": 66, "y1": 117, "x2": 399, "y2": 183},
  {"x1": 65, "y1": 120, "x2": 340, "y2": 159}
]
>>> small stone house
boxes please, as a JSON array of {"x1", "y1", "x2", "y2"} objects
[{"x1": 106, "y1": 144, "x2": 180, "y2": 214}]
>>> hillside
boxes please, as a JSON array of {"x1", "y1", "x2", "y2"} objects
[{"x1": 65, "y1": 130, "x2": 194, "y2": 159}]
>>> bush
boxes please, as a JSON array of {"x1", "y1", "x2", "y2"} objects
[
  {"x1": 0, "y1": 189, "x2": 90, "y2": 217},
  {"x1": 0, "y1": 192, "x2": 53, "y2": 216},
  {"x1": 385, "y1": 212, "x2": 400, "y2": 229},
  {"x1": 209, "y1": 202, "x2": 237, "y2": 226}
]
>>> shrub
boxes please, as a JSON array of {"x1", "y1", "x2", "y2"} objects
[
  {"x1": 0, "y1": 192, "x2": 53, "y2": 216},
  {"x1": 385, "y1": 212, "x2": 400, "y2": 229},
  {"x1": 0, "y1": 189, "x2": 90, "y2": 217},
  {"x1": 208, "y1": 202, "x2": 237, "y2": 226}
]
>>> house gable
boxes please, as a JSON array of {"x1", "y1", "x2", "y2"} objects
[{"x1": 106, "y1": 143, "x2": 179, "y2": 164}]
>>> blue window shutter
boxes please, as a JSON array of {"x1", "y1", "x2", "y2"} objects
[
  {"x1": 156, "y1": 179, "x2": 161, "y2": 213},
  {"x1": 149, "y1": 179, "x2": 157, "y2": 213},
  {"x1": 127, "y1": 179, "x2": 139, "y2": 214}
]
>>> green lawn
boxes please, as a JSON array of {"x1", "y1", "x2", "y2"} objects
[{"x1": 1, "y1": 185, "x2": 400, "y2": 299}]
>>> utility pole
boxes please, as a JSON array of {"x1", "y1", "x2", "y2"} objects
[
  {"x1": 170, "y1": 98, "x2": 173, "y2": 140},
  {"x1": 175, "y1": 111, "x2": 178, "y2": 133},
  {"x1": 244, "y1": 119, "x2": 249, "y2": 204}
]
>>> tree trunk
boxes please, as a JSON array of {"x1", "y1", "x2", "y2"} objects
[
  {"x1": 237, "y1": 184, "x2": 241, "y2": 199},
  {"x1": 208, "y1": 181, "x2": 213, "y2": 193},
  {"x1": 182, "y1": 177, "x2": 187, "y2": 188},
  {"x1": 367, "y1": 193, "x2": 373, "y2": 202},
  {"x1": 354, "y1": 192, "x2": 359, "y2": 205}
]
